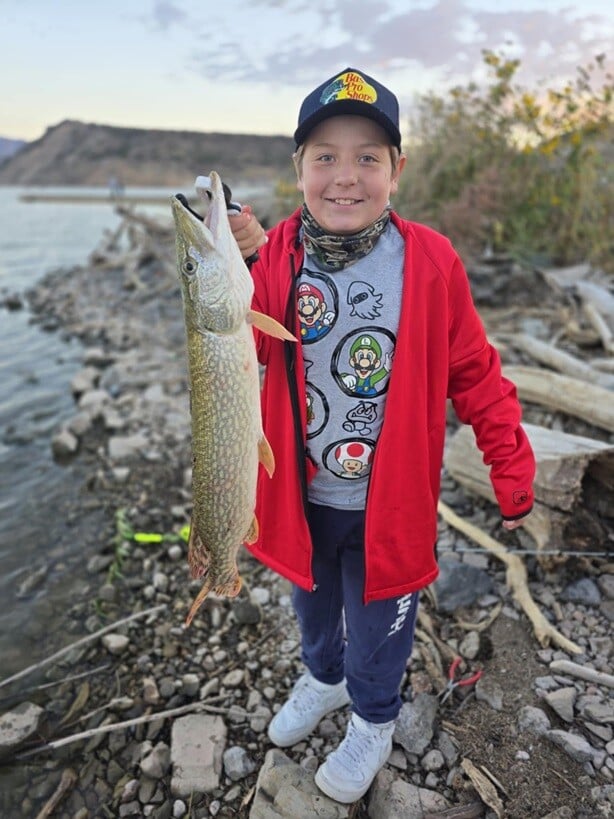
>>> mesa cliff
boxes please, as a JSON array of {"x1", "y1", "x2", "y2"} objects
[{"x1": 0, "y1": 120, "x2": 295, "y2": 187}]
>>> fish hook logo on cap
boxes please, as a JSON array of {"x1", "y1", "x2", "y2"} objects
[{"x1": 294, "y1": 67, "x2": 401, "y2": 150}]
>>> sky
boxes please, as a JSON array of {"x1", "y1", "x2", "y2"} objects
[{"x1": 2, "y1": 0, "x2": 612, "y2": 142}]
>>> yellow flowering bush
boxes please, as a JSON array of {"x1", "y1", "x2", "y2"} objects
[{"x1": 396, "y1": 51, "x2": 613, "y2": 271}]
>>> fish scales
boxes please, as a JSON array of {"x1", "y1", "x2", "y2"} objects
[
  {"x1": 187, "y1": 320, "x2": 260, "y2": 569},
  {"x1": 172, "y1": 171, "x2": 295, "y2": 626}
]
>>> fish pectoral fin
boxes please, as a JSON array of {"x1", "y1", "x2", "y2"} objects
[
  {"x1": 258, "y1": 435, "x2": 275, "y2": 478},
  {"x1": 244, "y1": 515, "x2": 259, "y2": 545},
  {"x1": 248, "y1": 310, "x2": 297, "y2": 342}
]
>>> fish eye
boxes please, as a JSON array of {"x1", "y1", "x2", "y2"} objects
[{"x1": 183, "y1": 259, "x2": 196, "y2": 275}]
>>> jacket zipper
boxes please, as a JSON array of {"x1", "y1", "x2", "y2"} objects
[{"x1": 283, "y1": 253, "x2": 310, "y2": 517}]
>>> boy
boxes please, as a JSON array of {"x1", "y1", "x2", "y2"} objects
[{"x1": 229, "y1": 67, "x2": 534, "y2": 804}]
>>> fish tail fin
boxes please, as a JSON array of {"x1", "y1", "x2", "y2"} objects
[
  {"x1": 185, "y1": 573, "x2": 214, "y2": 627},
  {"x1": 248, "y1": 310, "x2": 297, "y2": 342},
  {"x1": 258, "y1": 436, "x2": 275, "y2": 478}
]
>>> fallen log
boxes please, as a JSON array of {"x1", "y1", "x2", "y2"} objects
[
  {"x1": 537, "y1": 262, "x2": 607, "y2": 292},
  {"x1": 576, "y1": 281, "x2": 614, "y2": 322},
  {"x1": 499, "y1": 334, "x2": 614, "y2": 388},
  {"x1": 445, "y1": 423, "x2": 614, "y2": 555},
  {"x1": 503, "y1": 365, "x2": 614, "y2": 433}
]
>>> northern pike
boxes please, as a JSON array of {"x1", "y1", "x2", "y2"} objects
[{"x1": 172, "y1": 172, "x2": 295, "y2": 627}]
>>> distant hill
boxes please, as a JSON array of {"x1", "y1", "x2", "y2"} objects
[
  {"x1": 0, "y1": 120, "x2": 296, "y2": 187},
  {"x1": 0, "y1": 137, "x2": 26, "y2": 162}
]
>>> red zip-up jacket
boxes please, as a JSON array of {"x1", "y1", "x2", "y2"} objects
[{"x1": 246, "y1": 208, "x2": 535, "y2": 603}]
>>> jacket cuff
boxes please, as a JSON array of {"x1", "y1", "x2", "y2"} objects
[{"x1": 502, "y1": 505, "x2": 533, "y2": 522}]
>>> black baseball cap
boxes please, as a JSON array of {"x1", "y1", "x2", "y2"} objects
[{"x1": 294, "y1": 67, "x2": 401, "y2": 150}]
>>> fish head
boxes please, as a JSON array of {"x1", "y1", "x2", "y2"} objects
[{"x1": 171, "y1": 171, "x2": 253, "y2": 334}]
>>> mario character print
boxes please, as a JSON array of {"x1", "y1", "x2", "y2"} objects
[
  {"x1": 332, "y1": 328, "x2": 395, "y2": 398},
  {"x1": 322, "y1": 439, "x2": 375, "y2": 480},
  {"x1": 297, "y1": 272, "x2": 338, "y2": 343},
  {"x1": 306, "y1": 382, "x2": 329, "y2": 439}
]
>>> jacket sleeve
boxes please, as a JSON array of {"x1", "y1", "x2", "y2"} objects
[{"x1": 446, "y1": 257, "x2": 535, "y2": 519}]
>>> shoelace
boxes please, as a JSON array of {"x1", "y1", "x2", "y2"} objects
[
  {"x1": 334, "y1": 720, "x2": 381, "y2": 772},
  {"x1": 290, "y1": 677, "x2": 324, "y2": 716}
]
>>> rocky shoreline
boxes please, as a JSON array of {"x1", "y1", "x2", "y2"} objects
[{"x1": 0, "y1": 233, "x2": 612, "y2": 819}]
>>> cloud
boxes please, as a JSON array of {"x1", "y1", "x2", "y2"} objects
[
  {"x1": 181, "y1": 0, "x2": 612, "y2": 91},
  {"x1": 150, "y1": 1, "x2": 188, "y2": 30}
]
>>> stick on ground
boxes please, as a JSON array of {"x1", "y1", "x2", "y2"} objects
[
  {"x1": 437, "y1": 501, "x2": 582, "y2": 655},
  {"x1": 0, "y1": 604, "x2": 167, "y2": 691}
]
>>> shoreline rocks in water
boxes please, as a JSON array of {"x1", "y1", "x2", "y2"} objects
[{"x1": 0, "y1": 220, "x2": 612, "y2": 819}]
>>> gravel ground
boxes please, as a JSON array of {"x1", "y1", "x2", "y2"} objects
[{"x1": 0, "y1": 240, "x2": 612, "y2": 819}]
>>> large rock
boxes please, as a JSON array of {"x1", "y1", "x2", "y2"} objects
[
  {"x1": 432, "y1": 559, "x2": 494, "y2": 612},
  {"x1": 0, "y1": 702, "x2": 45, "y2": 759},
  {"x1": 170, "y1": 714, "x2": 226, "y2": 797},
  {"x1": 368, "y1": 768, "x2": 450, "y2": 818},
  {"x1": 249, "y1": 749, "x2": 349, "y2": 819},
  {"x1": 394, "y1": 694, "x2": 438, "y2": 756}
]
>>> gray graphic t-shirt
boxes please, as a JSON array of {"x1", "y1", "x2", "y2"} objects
[{"x1": 298, "y1": 222, "x2": 405, "y2": 510}]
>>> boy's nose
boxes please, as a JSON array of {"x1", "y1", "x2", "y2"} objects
[{"x1": 334, "y1": 161, "x2": 358, "y2": 185}]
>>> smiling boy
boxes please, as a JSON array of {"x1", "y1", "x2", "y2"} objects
[{"x1": 229, "y1": 67, "x2": 535, "y2": 804}]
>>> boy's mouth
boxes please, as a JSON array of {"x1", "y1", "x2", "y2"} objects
[{"x1": 330, "y1": 198, "x2": 361, "y2": 206}]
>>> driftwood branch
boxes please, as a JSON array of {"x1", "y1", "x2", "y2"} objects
[
  {"x1": 34, "y1": 768, "x2": 77, "y2": 819},
  {"x1": 437, "y1": 501, "x2": 582, "y2": 654},
  {"x1": 418, "y1": 609, "x2": 458, "y2": 666},
  {"x1": 582, "y1": 301, "x2": 614, "y2": 355},
  {"x1": 503, "y1": 365, "x2": 614, "y2": 432},
  {"x1": 460, "y1": 758, "x2": 504, "y2": 819},
  {"x1": 0, "y1": 604, "x2": 167, "y2": 691},
  {"x1": 500, "y1": 333, "x2": 614, "y2": 388},
  {"x1": 549, "y1": 659, "x2": 614, "y2": 688},
  {"x1": 17, "y1": 696, "x2": 230, "y2": 758}
]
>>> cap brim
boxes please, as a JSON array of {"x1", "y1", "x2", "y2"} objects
[{"x1": 294, "y1": 99, "x2": 401, "y2": 149}]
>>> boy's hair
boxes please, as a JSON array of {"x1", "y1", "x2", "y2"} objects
[{"x1": 294, "y1": 68, "x2": 401, "y2": 150}]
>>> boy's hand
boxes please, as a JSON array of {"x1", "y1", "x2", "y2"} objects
[
  {"x1": 502, "y1": 518, "x2": 527, "y2": 531},
  {"x1": 229, "y1": 205, "x2": 267, "y2": 261}
]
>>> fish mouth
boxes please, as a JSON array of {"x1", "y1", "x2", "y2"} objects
[{"x1": 174, "y1": 193, "x2": 205, "y2": 222}]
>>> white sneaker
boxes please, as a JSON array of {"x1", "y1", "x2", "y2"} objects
[
  {"x1": 315, "y1": 713, "x2": 395, "y2": 803},
  {"x1": 267, "y1": 672, "x2": 350, "y2": 748}
]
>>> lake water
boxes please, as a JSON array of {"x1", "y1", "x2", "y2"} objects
[{"x1": 0, "y1": 186, "x2": 179, "y2": 673}]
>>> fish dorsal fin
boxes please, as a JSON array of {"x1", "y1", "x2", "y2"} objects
[
  {"x1": 258, "y1": 435, "x2": 275, "y2": 478},
  {"x1": 248, "y1": 310, "x2": 297, "y2": 342}
]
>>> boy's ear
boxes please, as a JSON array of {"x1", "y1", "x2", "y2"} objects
[{"x1": 390, "y1": 154, "x2": 407, "y2": 193}]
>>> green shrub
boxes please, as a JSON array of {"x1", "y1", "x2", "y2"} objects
[{"x1": 396, "y1": 51, "x2": 613, "y2": 271}]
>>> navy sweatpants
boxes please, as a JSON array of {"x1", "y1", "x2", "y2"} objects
[{"x1": 292, "y1": 503, "x2": 419, "y2": 724}]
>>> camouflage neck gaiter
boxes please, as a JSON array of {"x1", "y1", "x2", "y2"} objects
[{"x1": 300, "y1": 204, "x2": 391, "y2": 272}]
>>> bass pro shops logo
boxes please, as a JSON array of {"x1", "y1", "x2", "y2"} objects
[{"x1": 320, "y1": 71, "x2": 378, "y2": 106}]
